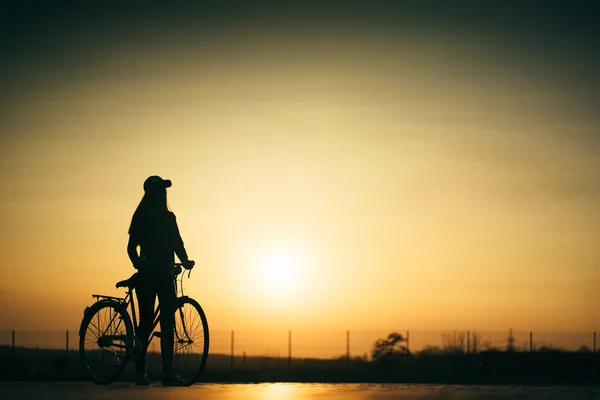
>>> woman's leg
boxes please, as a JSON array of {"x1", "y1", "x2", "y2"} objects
[
  {"x1": 157, "y1": 276, "x2": 177, "y2": 376},
  {"x1": 134, "y1": 274, "x2": 156, "y2": 374}
]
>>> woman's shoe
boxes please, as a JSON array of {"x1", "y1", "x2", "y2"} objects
[
  {"x1": 162, "y1": 373, "x2": 187, "y2": 387},
  {"x1": 135, "y1": 372, "x2": 151, "y2": 385}
]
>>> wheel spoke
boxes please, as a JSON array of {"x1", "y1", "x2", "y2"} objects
[
  {"x1": 171, "y1": 299, "x2": 208, "y2": 385},
  {"x1": 80, "y1": 303, "x2": 132, "y2": 384}
]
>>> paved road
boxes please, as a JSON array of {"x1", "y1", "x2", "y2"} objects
[{"x1": 2, "y1": 382, "x2": 600, "y2": 400}]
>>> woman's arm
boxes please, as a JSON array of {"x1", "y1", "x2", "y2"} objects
[
  {"x1": 171, "y1": 213, "x2": 190, "y2": 264},
  {"x1": 127, "y1": 235, "x2": 143, "y2": 269}
]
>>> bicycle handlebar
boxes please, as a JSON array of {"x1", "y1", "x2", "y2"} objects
[
  {"x1": 142, "y1": 260, "x2": 195, "y2": 269},
  {"x1": 174, "y1": 261, "x2": 195, "y2": 269}
]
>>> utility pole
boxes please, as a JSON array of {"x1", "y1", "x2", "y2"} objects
[
  {"x1": 288, "y1": 330, "x2": 292, "y2": 368},
  {"x1": 230, "y1": 330, "x2": 234, "y2": 370},
  {"x1": 346, "y1": 330, "x2": 350, "y2": 362},
  {"x1": 467, "y1": 330, "x2": 470, "y2": 354}
]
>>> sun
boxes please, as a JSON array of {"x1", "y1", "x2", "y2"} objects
[{"x1": 261, "y1": 251, "x2": 298, "y2": 289}]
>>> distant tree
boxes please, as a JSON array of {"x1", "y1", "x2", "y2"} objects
[
  {"x1": 471, "y1": 331, "x2": 479, "y2": 354},
  {"x1": 417, "y1": 345, "x2": 444, "y2": 357},
  {"x1": 479, "y1": 335, "x2": 495, "y2": 351},
  {"x1": 371, "y1": 332, "x2": 410, "y2": 362},
  {"x1": 520, "y1": 341, "x2": 530, "y2": 352},
  {"x1": 577, "y1": 345, "x2": 592, "y2": 353},
  {"x1": 442, "y1": 331, "x2": 467, "y2": 355}
]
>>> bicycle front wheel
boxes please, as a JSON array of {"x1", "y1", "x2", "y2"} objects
[
  {"x1": 172, "y1": 297, "x2": 209, "y2": 385},
  {"x1": 79, "y1": 301, "x2": 133, "y2": 384}
]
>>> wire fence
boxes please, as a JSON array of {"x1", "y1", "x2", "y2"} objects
[{"x1": 1, "y1": 329, "x2": 598, "y2": 360}]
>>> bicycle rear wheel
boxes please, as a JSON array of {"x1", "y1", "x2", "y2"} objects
[
  {"x1": 172, "y1": 297, "x2": 209, "y2": 385},
  {"x1": 79, "y1": 301, "x2": 133, "y2": 384}
]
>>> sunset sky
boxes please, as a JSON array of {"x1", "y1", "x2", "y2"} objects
[{"x1": 1, "y1": 2, "x2": 599, "y2": 334}]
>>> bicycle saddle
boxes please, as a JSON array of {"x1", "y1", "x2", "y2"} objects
[{"x1": 116, "y1": 273, "x2": 139, "y2": 289}]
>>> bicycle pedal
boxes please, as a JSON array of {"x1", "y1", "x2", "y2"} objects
[{"x1": 154, "y1": 331, "x2": 162, "y2": 338}]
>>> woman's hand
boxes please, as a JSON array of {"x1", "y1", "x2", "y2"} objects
[{"x1": 182, "y1": 260, "x2": 195, "y2": 270}]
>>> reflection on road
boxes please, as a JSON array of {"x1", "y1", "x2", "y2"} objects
[{"x1": 2, "y1": 382, "x2": 600, "y2": 400}]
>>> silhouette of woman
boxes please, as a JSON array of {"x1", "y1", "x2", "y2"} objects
[{"x1": 127, "y1": 175, "x2": 193, "y2": 385}]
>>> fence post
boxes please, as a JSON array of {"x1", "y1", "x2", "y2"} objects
[
  {"x1": 12, "y1": 330, "x2": 15, "y2": 354},
  {"x1": 230, "y1": 330, "x2": 234, "y2": 371},
  {"x1": 594, "y1": 331, "x2": 597, "y2": 353},
  {"x1": 406, "y1": 330, "x2": 410, "y2": 352},
  {"x1": 346, "y1": 330, "x2": 350, "y2": 362},
  {"x1": 288, "y1": 330, "x2": 291, "y2": 368},
  {"x1": 530, "y1": 331, "x2": 533, "y2": 352},
  {"x1": 66, "y1": 330, "x2": 69, "y2": 359}
]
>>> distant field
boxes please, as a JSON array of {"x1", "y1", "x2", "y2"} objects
[
  {"x1": 2, "y1": 346, "x2": 599, "y2": 385},
  {"x1": 0, "y1": 346, "x2": 372, "y2": 383}
]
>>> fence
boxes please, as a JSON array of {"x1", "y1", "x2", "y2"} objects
[{"x1": 1, "y1": 329, "x2": 598, "y2": 362}]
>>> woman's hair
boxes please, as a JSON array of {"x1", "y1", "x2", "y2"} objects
[{"x1": 128, "y1": 187, "x2": 171, "y2": 233}]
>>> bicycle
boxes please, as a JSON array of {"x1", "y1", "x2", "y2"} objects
[{"x1": 78, "y1": 262, "x2": 209, "y2": 385}]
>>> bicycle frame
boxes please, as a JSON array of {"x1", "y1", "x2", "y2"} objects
[{"x1": 88, "y1": 265, "x2": 192, "y2": 354}]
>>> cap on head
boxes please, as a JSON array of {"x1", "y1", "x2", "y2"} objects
[{"x1": 143, "y1": 175, "x2": 172, "y2": 192}]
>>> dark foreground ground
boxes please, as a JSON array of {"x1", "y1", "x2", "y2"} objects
[
  {"x1": 1, "y1": 347, "x2": 600, "y2": 386},
  {"x1": 2, "y1": 382, "x2": 600, "y2": 400}
]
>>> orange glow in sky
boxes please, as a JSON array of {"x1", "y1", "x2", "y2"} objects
[{"x1": 1, "y1": 3, "x2": 599, "y2": 335}]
